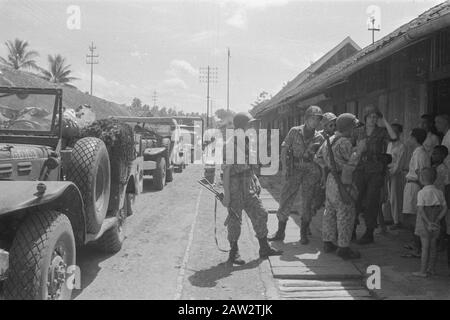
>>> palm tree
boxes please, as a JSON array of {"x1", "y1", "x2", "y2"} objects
[
  {"x1": 41, "y1": 54, "x2": 78, "y2": 87},
  {"x1": 0, "y1": 38, "x2": 40, "y2": 70}
]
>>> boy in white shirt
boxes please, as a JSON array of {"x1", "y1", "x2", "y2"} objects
[
  {"x1": 412, "y1": 167, "x2": 447, "y2": 277},
  {"x1": 402, "y1": 128, "x2": 430, "y2": 256}
]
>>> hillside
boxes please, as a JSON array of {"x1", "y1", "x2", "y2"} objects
[{"x1": 0, "y1": 66, "x2": 130, "y2": 119}]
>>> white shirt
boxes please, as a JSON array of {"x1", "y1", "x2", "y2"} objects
[
  {"x1": 406, "y1": 146, "x2": 430, "y2": 181},
  {"x1": 387, "y1": 140, "x2": 406, "y2": 175},
  {"x1": 417, "y1": 185, "x2": 446, "y2": 207}
]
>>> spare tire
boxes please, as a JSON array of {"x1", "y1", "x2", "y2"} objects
[{"x1": 66, "y1": 137, "x2": 111, "y2": 233}]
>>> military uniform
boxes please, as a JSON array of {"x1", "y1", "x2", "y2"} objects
[
  {"x1": 222, "y1": 112, "x2": 282, "y2": 263},
  {"x1": 318, "y1": 134, "x2": 357, "y2": 248},
  {"x1": 353, "y1": 125, "x2": 391, "y2": 237},
  {"x1": 226, "y1": 162, "x2": 268, "y2": 242},
  {"x1": 277, "y1": 125, "x2": 324, "y2": 224}
]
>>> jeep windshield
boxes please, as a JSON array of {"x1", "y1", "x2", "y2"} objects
[{"x1": 0, "y1": 88, "x2": 59, "y2": 135}]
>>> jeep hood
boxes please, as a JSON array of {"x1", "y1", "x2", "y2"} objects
[{"x1": 0, "y1": 144, "x2": 51, "y2": 180}]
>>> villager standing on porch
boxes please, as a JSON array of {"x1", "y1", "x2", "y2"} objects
[
  {"x1": 353, "y1": 106, "x2": 397, "y2": 244},
  {"x1": 269, "y1": 106, "x2": 324, "y2": 245},
  {"x1": 420, "y1": 114, "x2": 440, "y2": 157}
]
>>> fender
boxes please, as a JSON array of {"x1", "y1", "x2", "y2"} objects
[{"x1": 0, "y1": 181, "x2": 87, "y2": 245}]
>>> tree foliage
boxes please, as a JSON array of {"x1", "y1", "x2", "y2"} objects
[{"x1": 0, "y1": 39, "x2": 40, "y2": 71}]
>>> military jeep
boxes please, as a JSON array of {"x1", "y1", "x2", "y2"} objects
[
  {"x1": 0, "y1": 87, "x2": 143, "y2": 300},
  {"x1": 112, "y1": 117, "x2": 187, "y2": 190}
]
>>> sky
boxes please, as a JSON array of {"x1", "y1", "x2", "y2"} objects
[{"x1": 0, "y1": 0, "x2": 443, "y2": 114}]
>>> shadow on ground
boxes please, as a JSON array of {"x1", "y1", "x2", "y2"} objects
[{"x1": 188, "y1": 258, "x2": 262, "y2": 288}]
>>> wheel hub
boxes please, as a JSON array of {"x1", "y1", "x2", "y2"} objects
[{"x1": 47, "y1": 248, "x2": 67, "y2": 300}]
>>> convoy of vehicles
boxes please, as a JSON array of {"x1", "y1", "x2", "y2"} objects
[
  {"x1": 0, "y1": 87, "x2": 144, "y2": 300},
  {"x1": 112, "y1": 116, "x2": 195, "y2": 190}
]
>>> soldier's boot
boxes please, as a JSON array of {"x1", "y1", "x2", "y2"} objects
[
  {"x1": 357, "y1": 228, "x2": 374, "y2": 245},
  {"x1": 323, "y1": 241, "x2": 338, "y2": 253},
  {"x1": 300, "y1": 219, "x2": 310, "y2": 245},
  {"x1": 268, "y1": 220, "x2": 287, "y2": 242},
  {"x1": 336, "y1": 247, "x2": 361, "y2": 260},
  {"x1": 258, "y1": 237, "x2": 283, "y2": 259},
  {"x1": 227, "y1": 241, "x2": 245, "y2": 265}
]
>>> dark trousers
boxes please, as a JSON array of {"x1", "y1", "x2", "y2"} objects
[{"x1": 355, "y1": 170, "x2": 385, "y2": 230}]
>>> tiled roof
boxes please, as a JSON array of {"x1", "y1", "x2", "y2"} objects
[{"x1": 255, "y1": 1, "x2": 450, "y2": 117}]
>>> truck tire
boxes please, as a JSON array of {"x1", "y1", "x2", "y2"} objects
[
  {"x1": 4, "y1": 211, "x2": 76, "y2": 300},
  {"x1": 166, "y1": 165, "x2": 173, "y2": 182},
  {"x1": 94, "y1": 194, "x2": 131, "y2": 254},
  {"x1": 153, "y1": 156, "x2": 166, "y2": 190},
  {"x1": 67, "y1": 137, "x2": 111, "y2": 233}
]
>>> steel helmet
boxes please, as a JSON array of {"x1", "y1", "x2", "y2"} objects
[
  {"x1": 233, "y1": 112, "x2": 257, "y2": 129},
  {"x1": 336, "y1": 113, "x2": 360, "y2": 132},
  {"x1": 304, "y1": 105, "x2": 323, "y2": 119},
  {"x1": 321, "y1": 112, "x2": 337, "y2": 125}
]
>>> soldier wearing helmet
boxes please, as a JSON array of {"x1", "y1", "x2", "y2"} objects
[
  {"x1": 314, "y1": 113, "x2": 365, "y2": 260},
  {"x1": 353, "y1": 105, "x2": 397, "y2": 244},
  {"x1": 221, "y1": 112, "x2": 282, "y2": 265},
  {"x1": 269, "y1": 105, "x2": 325, "y2": 245}
]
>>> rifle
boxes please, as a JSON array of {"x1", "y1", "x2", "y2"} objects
[
  {"x1": 197, "y1": 178, "x2": 242, "y2": 253},
  {"x1": 325, "y1": 135, "x2": 356, "y2": 205}
]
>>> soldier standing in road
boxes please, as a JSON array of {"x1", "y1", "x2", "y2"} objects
[
  {"x1": 269, "y1": 106, "x2": 325, "y2": 245},
  {"x1": 315, "y1": 113, "x2": 365, "y2": 259},
  {"x1": 221, "y1": 112, "x2": 282, "y2": 265}
]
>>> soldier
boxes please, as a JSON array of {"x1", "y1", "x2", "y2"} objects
[
  {"x1": 353, "y1": 105, "x2": 397, "y2": 244},
  {"x1": 320, "y1": 112, "x2": 337, "y2": 138},
  {"x1": 269, "y1": 106, "x2": 324, "y2": 244},
  {"x1": 315, "y1": 113, "x2": 365, "y2": 259},
  {"x1": 221, "y1": 112, "x2": 282, "y2": 265}
]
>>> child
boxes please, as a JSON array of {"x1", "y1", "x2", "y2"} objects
[
  {"x1": 385, "y1": 123, "x2": 407, "y2": 230},
  {"x1": 413, "y1": 167, "x2": 447, "y2": 277},
  {"x1": 402, "y1": 128, "x2": 430, "y2": 256}
]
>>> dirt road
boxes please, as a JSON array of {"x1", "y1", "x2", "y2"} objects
[{"x1": 74, "y1": 165, "x2": 276, "y2": 300}]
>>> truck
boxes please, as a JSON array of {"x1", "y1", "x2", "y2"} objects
[
  {"x1": 112, "y1": 117, "x2": 188, "y2": 190},
  {"x1": 0, "y1": 87, "x2": 144, "y2": 300}
]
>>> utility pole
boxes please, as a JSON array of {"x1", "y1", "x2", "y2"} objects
[
  {"x1": 86, "y1": 41, "x2": 99, "y2": 95},
  {"x1": 152, "y1": 91, "x2": 158, "y2": 107},
  {"x1": 368, "y1": 16, "x2": 380, "y2": 44},
  {"x1": 199, "y1": 66, "x2": 218, "y2": 128},
  {"x1": 227, "y1": 48, "x2": 230, "y2": 112}
]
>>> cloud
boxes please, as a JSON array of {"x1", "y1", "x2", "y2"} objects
[
  {"x1": 168, "y1": 59, "x2": 198, "y2": 77},
  {"x1": 162, "y1": 78, "x2": 188, "y2": 90},
  {"x1": 223, "y1": 0, "x2": 290, "y2": 29},
  {"x1": 130, "y1": 50, "x2": 149, "y2": 58},
  {"x1": 186, "y1": 30, "x2": 216, "y2": 44},
  {"x1": 226, "y1": 7, "x2": 247, "y2": 29}
]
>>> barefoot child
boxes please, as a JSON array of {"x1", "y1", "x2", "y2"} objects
[{"x1": 413, "y1": 167, "x2": 448, "y2": 277}]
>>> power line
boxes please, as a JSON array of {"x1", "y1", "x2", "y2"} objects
[
  {"x1": 199, "y1": 66, "x2": 218, "y2": 128},
  {"x1": 86, "y1": 41, "x2": 99, "y2": 95}
]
